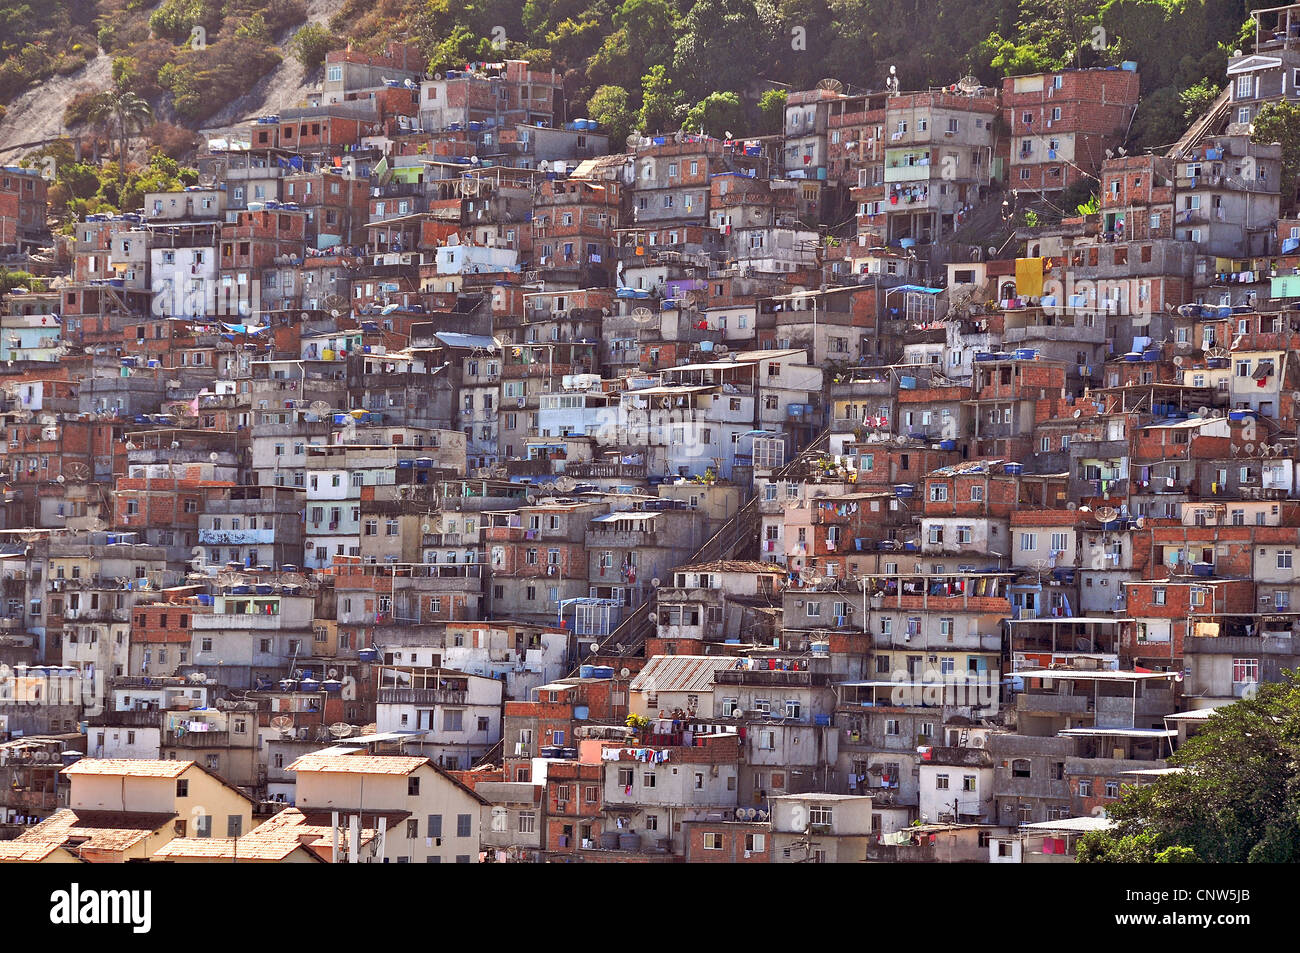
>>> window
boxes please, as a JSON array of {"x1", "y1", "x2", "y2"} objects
[
  {"x1": 1153, "y1": 587, "x2": 1166, "y2": 606},
  {"x1": 936, "y1": 773, "x2": 949, "y2": 789},
  {"x1": 962, "y1": 775, "x2": 976, "y2": 792},
  {"x1": 928, "y1": 483, "x2": 948, "y2": 502},
  {"x1": 1078, "y1": 779, "x2": 1092, "y2": 797},
  {"x1": 408, "y1": 777, "x2": 420, "y2": 796},
  {"x1": 1019, "y1": 533, "x2": 1037, "y2": 552},
  {"x1": 457, "y1": 814, "x2": 472, "y2": 837},
  {"x1": 518, "y1": 811, "x2": 536, "y2": 833},
  {"x1": 1105, "y1": 780, "x2": 1120, "y2": 799},
  {"x1": 807, "y1": 806, "x2": 833, "y2": 826},
  {"x1": 1233, "y1": 658, "x2": 1259, "y2": 683},
  {"x1": 1279, "y1": 550, "x2": 1293, "y2": 569},
  {"x1": 703, "y1": 832, "x2": 724, "y2": 850}
]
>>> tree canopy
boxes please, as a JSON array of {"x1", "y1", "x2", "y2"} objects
[{"x1": 1078, "y1": 671, "x2": 1300, "y2": 863}]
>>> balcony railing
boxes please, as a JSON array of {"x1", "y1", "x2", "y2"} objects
[
  {"x1": 376, "y1": 688, "x2": 469, "y2": 705},
  {"x1": 164, "y1": 730, "x2": 231, "y2": 748}
]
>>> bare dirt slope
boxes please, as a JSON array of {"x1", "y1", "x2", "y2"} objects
[{"x1": 0, "y1": 0, "x2": 351, "y2": 162}]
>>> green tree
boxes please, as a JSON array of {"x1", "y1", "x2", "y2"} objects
[
  {"x1": 428, "y1": 25, "x2": 478, "y2": 74},
  {"x1": 235, "y1": 13, "x2": 271, "y2": 43},
  {"x1": 1180, "y1": 78, "x2": 1221, "y2": 122},
  {"x1": 757, "y1": 88, "x2": 786, "y2": 136},
  {"x1": 586, "y1": 84, "x2": 633, "y2": 146},
  {"x1": 636, "y1": 64, "x2": 680, "y2": 134},
  {"x1": 89, "y1": 85, "x2": 153, "y2": 190},
  {"x1": 291, "y1": 23, "x2": 337, "y2": 71},
  {"x1": 682, "y1": 90, "x2": 745, "y2": 135},
  {"x1": 1253, "y1": 101, "x2": 1300, "y2": 211},
  {"x1": 1078, "y1": 670, "x2": 1300, "y2": 863},
  {"x1": 672, "y1": 0, "x2": 782, "y2": 100}
]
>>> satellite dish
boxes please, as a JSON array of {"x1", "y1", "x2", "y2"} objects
[
  {"x1": 816, "y1": 78, "x2": 845, "y2": 93},
  {"x1": 1094, "y1": 506, "x2": 1120, "y2": 523},
  {"x1": 329, "y1": 722, "x2": 354, "y2": 738},
  {"x1": 270, "y1": 715, "x2": 293, "y2": 732},
  {"x1": 956, "y1": 74, "x2": 980, "y2": 93},
  {"x1": 555, "y1": 475, "x2": 576, "y2": 493},
  {"x1": 631, "y1": 307, "x2": 654, "y2": 324},
  {"x1": 1072, "y1": 409, "x2": 1082, "y2": 418},
  {"x1": 650, "y1": 577, "x2": 661, "y2": 588},
  {"x1": 1173, "y1": 356, "x2": 1185, "y2": 367},
  {"x1": 619, "y1": 667, "x2": 630, "y2": 678},
  {"x1": 1197, "y1": 406, "x2": 1210, "y2": 418},
  {"x1": 1135, "y1": 516, "x2": 1146, "y2": 529}
]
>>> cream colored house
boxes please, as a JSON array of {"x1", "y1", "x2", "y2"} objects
[
  {"x1": 6, "y1": 758, "x2": 258, "y2": 861},
  {"x1": 288, "y1": 751, "x2": 488, "y2": 863}
]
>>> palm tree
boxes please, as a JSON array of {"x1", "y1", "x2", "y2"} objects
[{"x1": 89, "y1": 87, "x2": 153, "y2": 190}]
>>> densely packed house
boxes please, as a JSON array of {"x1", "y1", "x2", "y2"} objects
[{"x1": 1, "y1": 8, "x2": 1299, "y2": 862}]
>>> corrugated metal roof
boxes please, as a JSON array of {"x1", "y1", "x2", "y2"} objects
[{"x1": 629, "y1": 655, "x2": 736, "y2": 693}]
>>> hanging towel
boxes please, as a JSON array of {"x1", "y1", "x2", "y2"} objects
[{"x1": 1015, "y1": 257, "x2": 1045, "y2": 297}]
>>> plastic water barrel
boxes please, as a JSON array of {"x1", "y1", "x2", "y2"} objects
[
  {"x1": 600, "y1": 831, "x2": 621, "y2": 849},
  {"x1": 579, "y1": 664, "x2": 595, "y2": 678},
  {"x1": 619, "y1": 832, "x2": 642, "y2": 851}
]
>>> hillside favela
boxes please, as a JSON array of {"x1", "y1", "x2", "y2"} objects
[{"x1": 0, "y1": 0, "x2": 1297, "y2": 869}]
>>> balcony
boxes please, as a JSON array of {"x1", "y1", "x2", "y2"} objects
[
  {"x1": 714, "y1": 669, "x2": 830, "y2": 687},
  {"x1": 164, "y1": 730, "x2": 231, "y2": 748},
  {"x1": 376, "y1": 688, "x2": 470, "y2": 705},
  {"x1": 564, "y1": 462, "x2": 647, "y2": 480}
]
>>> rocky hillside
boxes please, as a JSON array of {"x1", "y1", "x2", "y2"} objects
[{"x1": 0, "y1": 0, "x2": 1257, "y2": 168}]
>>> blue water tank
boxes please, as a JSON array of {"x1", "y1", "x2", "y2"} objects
[
  {"x1": 591, "y1": 666, "x2": 615, "y2": 679},
  {"x1": 358, "y1": 648, "x2": 379, "y2": 663},
  {"x1": 579, "y1": 664, "x2": 595, "y2": 678}
]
